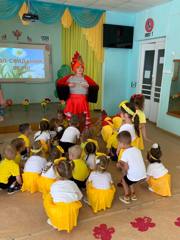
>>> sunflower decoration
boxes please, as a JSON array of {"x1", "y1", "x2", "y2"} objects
[
  {"x1": 41, "y1": 99, "x2": 47, "y2": 113},
  {"x1": 22, "y1": 98, "x2": 30, "y2": 111}
]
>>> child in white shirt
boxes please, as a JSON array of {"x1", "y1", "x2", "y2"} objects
[
  {"x1": 86, "y1": 155, "x2": 116, "y2": 213},
  {"x1": 146, "y1": 143, "x2": 171, "y2": 196},
  {"x1": 22, "y1": 141, "x2": 47, "y2": 193},
  {"x1": 60, "y1": 115, "x2": 80, "y2": 152},
  {"x1": 43, "y1": 160, "x2": 82, "y2": 232},
  {"x1": 38, "y1": 145, "x2": 64, "y2": 194},
  {"x1": 117, "y1": 131, "x2": 146, "y2": 204}
]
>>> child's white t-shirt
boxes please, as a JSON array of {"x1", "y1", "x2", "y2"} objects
[
  {"x1": 119, "y1": 123, "x2": 136, "y2": 141},
  {"x1": 41, "y1": 164, "x2": 57, "y2": 179},
  {"x1": 24, "y1": 156, "x2": 47, "y2": 173},
  {"x1": 121, "y1": 147, "x2": 146, "y2": 181},
  {"x1": 147, "y1": 163, "x2": 168, "y2": 179},
  {"x1": 86, "y1": 153, "x2": 96, "y2": 170},
  {"x1": 60, "y1": 126, "x2": 80, "y2": 143},
  {"x1": 88, "y1": 171, "x2": 113, "y2": 190},
  {"x1": 50, "y1": 180, "x2": 83, "y2": 203},
  {"x1": 34, "y1": 131, "x2": 51, "y2": 142}
]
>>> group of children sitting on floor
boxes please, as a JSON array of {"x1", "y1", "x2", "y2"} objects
[{"x1": 0, "y1": 94, "x2": 172, "y2": 233}]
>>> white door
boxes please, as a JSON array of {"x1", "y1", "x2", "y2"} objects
[{"x1": 138, "y1": 40, "x2": 165, "y2": 122}]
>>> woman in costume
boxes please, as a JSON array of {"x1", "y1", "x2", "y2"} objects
[{"x1": 56, "y1": 51, "x2": 99, "y2": 128}]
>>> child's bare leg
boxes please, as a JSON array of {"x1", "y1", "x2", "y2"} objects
[
  {"x1": 130, "y1": 184, "x2": 137, "y2": 200},
  {"x1": 121, "y1": 177, "x2": 130, "y2": 197},
  {"x1": 130, "y1": 184, "x2": 135, "y2": 195}
]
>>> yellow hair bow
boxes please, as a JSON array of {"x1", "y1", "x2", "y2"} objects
[
  {"x1": 56, "y1": 145, "x2": 64, "y2": 154},
  {"x1": 41, "y1": 118, "x2": 49, "y2": 122},
  {"x1": 119, "y1": 100, "x2": 135, "y2": 116},
  {"x1": 96, "y1": 152, "x2": 107, "y2": 157},
  {"x1": 30, "y1": 146, "x2": 43, "y2": 154},
  {"x1": 87, "y1": 139, "x2": 99, "y2": 149},
  {"x1": 54, "y1": 157, "x2": 66, "y2": 165}
]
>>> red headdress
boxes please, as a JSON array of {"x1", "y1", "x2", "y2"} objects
[{"x1": 71, "y1": 51, "x2": 84, "y2": 72}]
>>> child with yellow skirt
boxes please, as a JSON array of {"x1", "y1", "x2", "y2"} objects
[
  {"x1": 101, "y1": 117, "x2": 113, "y2": 143},
  {"x1": 38, "y1": 145, "x2": 64, "y2": 194},
  {"x1": 117, "y1": 100, "x2": 142, "y2": 161},
  {"x1": 130, "y1": 94, "x2": 152, "y2": 149},
  {"x1": 21, "y1": 141, "x2": 47, "y2": 193},
  {"x1": 43, "y1": 160, "x2": 83, "y2": 232},
  {"x1": 86, "y1": 155, "x2": 116, "y2": 213},
  {"x1": 146, "y1": 143, "x2": 171, "y2": 197}
]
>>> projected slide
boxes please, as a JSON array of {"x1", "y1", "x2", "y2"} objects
[{"x1": 0, "y1": 47, "x2": 45, "y2": 79}]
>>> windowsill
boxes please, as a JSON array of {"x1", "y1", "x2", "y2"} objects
[{"x1": 167, "y1": 111, "x2": 180, "y2": 118}]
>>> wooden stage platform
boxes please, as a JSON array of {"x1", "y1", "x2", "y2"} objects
[
  {"x1": 0, "y1": 103, "x2": 60, "y2": 134},
  {"x1": 0, "y1": 103, "x2": 101, "y2": 134}
]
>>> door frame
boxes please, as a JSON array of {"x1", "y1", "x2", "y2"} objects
[{"x1": 137, "y1": 37, "x2": 166, "y2": 122}]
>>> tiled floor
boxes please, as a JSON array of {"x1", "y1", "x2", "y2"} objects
[{"x1": 0, "y1": 121, "x2": 180, "y2": 240}]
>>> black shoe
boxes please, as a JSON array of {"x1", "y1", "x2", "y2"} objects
[{"x1": 7, "y1": 184, "x2": 21, "y2": 195}]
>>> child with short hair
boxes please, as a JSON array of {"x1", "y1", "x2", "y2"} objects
[
  {"x1": 86, "y1": 155, "x2": 115, "y2": 213},
  {"x1": 0, "y1": 145, "x2": 22, "y2": 194},
  {"x1": 21, "y1": 141, "x2": 47, "y2": 193},
  {"x1": 60, "y1": 115, "x2": 80, "y2": 152},
  {"x1": 130, "y1": 94, "x2": 151, "y2": 145},
  {"x1": 11, "y1": 138, "x2": 25, "y2": 165},
  {"x1": 57, "y1": 109, "x2": 68, "y2": 128},
  {"x1": 146, "y1": 143, "x2": 171, "y2": 196},
  {"x1": 38, "y1": 145, "x2": 64, "y2": 194},
  {"x1": 68, "y1": 145, "x2": 89, "y2": 189},
  {"x1": 117, "y1": 131, "x2": 146, "y2": 204},
  {"x1": 18, "y1": 123, "x2": 31, "y2": 157},
  {"x1": 43, "y1": 160, "x2": 82, "y2": 232},
  {"x1": 34, "y1": 118, "x2": 51, "y2": 154}
]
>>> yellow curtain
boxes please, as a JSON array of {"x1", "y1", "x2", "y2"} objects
[
  {"x1": 62, "y1": 21, "x2": 103, "y2": 110},
  {"x1": 61, "y1": 8, "x2": 73, "y2": 28},
  {"x1": 18, "y1": 2, "x2": 29, "y2": 26},
  {"x1": 82, "y1": 14, "x2": 104, "y2": 63}
]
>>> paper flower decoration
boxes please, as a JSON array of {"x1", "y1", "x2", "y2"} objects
[
  {"x1": 6, "y1": 99, "x2": 13, "y2": 107},
  {"x1": 93, "y1": 224, "x2": 115, "y2": 240},
  {"x1": 175, "y1": 217, "x2": 180, "y2": 227},
  {"x1": 130, "y1": 216, "x2": 156, "y2": 232},
  {"x1": 12, "y1": 29, "x2": 22, "y2": 40},
  {"x1": 6, "y1": 99, "x2": 13, "y2": 111}
]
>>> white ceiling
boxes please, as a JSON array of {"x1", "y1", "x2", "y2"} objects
[{"x1": 39, "y1": 0, "x2": 173, "y2": 12}]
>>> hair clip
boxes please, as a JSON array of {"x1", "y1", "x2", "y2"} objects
[
  {"x1": 152, "y1": 143, "x2": 159, "y2": 149},
  {"x1": 96, "y1": 158, "x2": 100, "y2": 164}
]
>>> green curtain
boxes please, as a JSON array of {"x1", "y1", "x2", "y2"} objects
[{"x1": 62, "y1": 21, "x2": 102, "y2": 110}]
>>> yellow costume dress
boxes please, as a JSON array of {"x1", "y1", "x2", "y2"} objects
[
  {"x1": 38, "y1": 177, "x2": 55, "y2": 194},
  {"x1": 87, "y1": 182, "x2": 116, "y2": 213},
  {"x1": 43, "y1": 194, "x2": 82, "y2": 232},
  {"x1": 101, "y1": 117, "x2": 113, "y2": 143},
  {"x1": 112, "y1": 116, "x2": 122, "y2": 130},
  {"x1": 147, "y1": 173, "x2": 171, "y2": 197},
  {"x1": 135, "y1": 109, "x2": 147, "y2": 150},
  {"x1": 21, "y1": 172, "x2": 40, "y2": 193}
]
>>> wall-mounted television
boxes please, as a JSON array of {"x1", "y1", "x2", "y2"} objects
[{"x1": 103, "y1": 24, "x2": 134, "y2": 49}]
